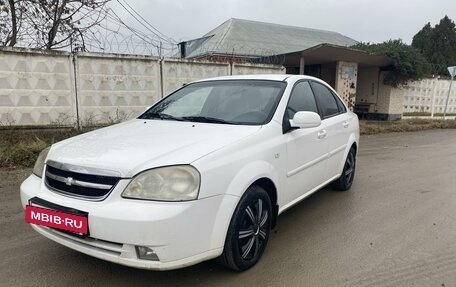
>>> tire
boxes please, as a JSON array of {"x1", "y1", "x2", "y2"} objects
[
  {"x1": 333, "y1": 147, "x2": 356, "y2": 191},
  {"x1": 218, "y1": 185, "x2": 272, "y2": 271}
]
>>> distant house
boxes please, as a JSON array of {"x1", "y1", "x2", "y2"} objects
[
  {"x1": 180, "y1": 19, "x2": 402, "y2": 120},
  {"x1": 179, "y1": 18, "x2": 357, "y2": 60}
]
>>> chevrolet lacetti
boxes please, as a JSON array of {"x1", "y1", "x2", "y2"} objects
[{"x1": 21, "y1": 74, "x2": 359, "y2": 271}]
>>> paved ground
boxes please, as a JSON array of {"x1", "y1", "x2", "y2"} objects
[{"x1": 1, "y1": 129, "x2": 456, "y2": 287}]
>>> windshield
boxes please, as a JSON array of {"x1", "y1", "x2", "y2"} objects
[{"x1": 139, "y1": 80, "x2": 287, "y2": 125}]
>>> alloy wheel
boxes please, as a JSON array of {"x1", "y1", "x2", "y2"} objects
[
  {"x1": 238, "y1": 199, "x2": 269, "y2": 260},
  {"x1": 344, "y1": 151, "x2": 355, "y2": 185}
]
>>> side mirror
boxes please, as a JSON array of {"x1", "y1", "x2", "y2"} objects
[{"x1": 289, "y1": 111, "x2": 321, "y2": 129}]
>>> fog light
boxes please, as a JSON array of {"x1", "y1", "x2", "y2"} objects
[{"x1": 136, "y1": 246, "x2": 160, "y2": 261}]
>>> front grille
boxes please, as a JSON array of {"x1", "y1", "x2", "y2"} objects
[{"x1": 45, "y1": 160, "x2": 121, "y2": 200}]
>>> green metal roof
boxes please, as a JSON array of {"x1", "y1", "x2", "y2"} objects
[{"x1": 182, "y1": 18, "x2": 358, "y2": 58}]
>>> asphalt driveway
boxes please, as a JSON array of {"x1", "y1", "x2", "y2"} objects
[{"x1": 1, "y1": 129, "x2": 456, "y2": 286}]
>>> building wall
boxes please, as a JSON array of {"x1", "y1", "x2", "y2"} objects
[
  {"x1": 402, "y1": 78, "x2": 456, "y2": 115},
  {"x1": 389, "y1": 88, "x2": 406, "y2": 115},
  {"x1": 376, "y1": 72, "x2": 391, "y2": 114},
  {"x1": 334, "y1": 61, "x2": 358, "y2": 110},
  {"x1": 0, "y1": 48, "x2": 284, "y2": 127},
  {"x1": 356, "y1": 66, "x2": 379, "y2": 109},
  {"x1": 375, "y1": 71, "x2": 404, "y2": 120}
]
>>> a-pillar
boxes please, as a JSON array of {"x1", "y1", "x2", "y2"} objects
[{"x1": 334, "y1": 61, "x2": 358, "y2": 111}]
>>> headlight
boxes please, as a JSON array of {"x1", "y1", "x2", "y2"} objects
[
  {"x1": 33, "y1": 147, "x2": 50, "y2": 178},
  {"x1": 122, "y1": 165, "x2": 200, "y2": 201}
]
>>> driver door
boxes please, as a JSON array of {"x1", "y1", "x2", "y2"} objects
[{"x1": 283, "y1": 81, "x2": 329, "y2": 206}]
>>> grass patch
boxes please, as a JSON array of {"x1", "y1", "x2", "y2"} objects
[
  {"x1": 403, "y1": 112, "x2": 456, "y2": 117},
  {"x1": 0, "y1": 129, "x2": 82, "y2": 168},
  {"x1": 360, "y1": 119, "x2": 456, "y2": 135}
]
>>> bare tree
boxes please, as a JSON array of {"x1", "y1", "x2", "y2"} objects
[
  {"x1": 0, "y1": 0, "x2": 21, "y2": 46},
  {"x1": 1, "y1": 0, "x2": 110, "y2": 50}
]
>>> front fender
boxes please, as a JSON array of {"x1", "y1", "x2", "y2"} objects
[
  {"x1": 224, "y1": 160, "x2": 280, "y2": 199},
  {"x1": 205, "y1": 160, "x2": 281, "y2": 249}
]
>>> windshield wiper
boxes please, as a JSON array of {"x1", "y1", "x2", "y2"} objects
[
  {"x1": 142, "y1": 113, "x2": 184, "y2": 121},
  {"x1": 182, "y1": 116, "x2": 233, "y2": 124},
  {"x1": 142, "y1": 113, "x2": 233, "y2": 124}
]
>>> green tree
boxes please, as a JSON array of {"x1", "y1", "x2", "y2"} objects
[
  {"x1": 411, "y1": 23, "x2": 432, "y2": 56},
  {"x1": 353, "y1": 40, "x2": 429, "y2": 87},
  {"x1": 412, "y1": 16, "x2": 456, "y2": 75}
]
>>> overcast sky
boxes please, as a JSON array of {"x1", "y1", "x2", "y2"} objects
[{"x1": 109, "y1": 0, "x2": 456, "y2": 45}]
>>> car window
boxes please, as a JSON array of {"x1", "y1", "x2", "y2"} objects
[
  {"x1": 311, "y1": 82, "x2": 339, "y2": 118},
  {"x1": 140, "y1": 80, "x2": 286, "y2": 125},
  {"x1": 286, "y1": 81, "x2": 319, "y2": 119},
  {"x1": 333, "y1": 91, "x2": 347, "y2": 113}
]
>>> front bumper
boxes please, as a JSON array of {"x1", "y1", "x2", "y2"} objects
[{"x1": 20, "y1": 174, "x2": 238, "y2": 270}]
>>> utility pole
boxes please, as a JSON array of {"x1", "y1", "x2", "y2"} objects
[{"x1": 443, "y1": 66, "x2": 456, "y2": 120}]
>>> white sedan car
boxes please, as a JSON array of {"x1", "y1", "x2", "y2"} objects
[{"x1": 21, "y1": 74, "x2": 359, "y2": 271}]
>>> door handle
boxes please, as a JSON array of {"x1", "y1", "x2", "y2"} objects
[
  {"x1": 317, "y1": 130, "x2": 327, "y2": 139},
  {"x1": 343, "y1": 121, "x2": 349, "y2": 128}
]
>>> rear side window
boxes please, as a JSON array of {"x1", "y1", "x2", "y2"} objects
[
  {"x1": 286, "y1": 81, "x2": 319, "y2": 119},
  {"x1": 333, "y1": 91, "x2": 347, "y2": 113},
  {"x1": 311, "y1": 82, "x2": 339, "y2": 118}
]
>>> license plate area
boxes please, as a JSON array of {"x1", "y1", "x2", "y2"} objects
[{"x1": 26, "y1": 197, "x2": 89, "y2": 237}]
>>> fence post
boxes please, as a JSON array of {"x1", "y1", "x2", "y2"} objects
[
  {"x1": 430, "y1": 78, "x2": 437, "y2": 118},
  {"x1": 443, "y1": 75, "x2": 454, "y2": 120},
  {"x1": 159, "y1": 57, "x2": 164, "y2": 98},
  {"x1": 69, "y1": 52, "x2": 81, "y2": 131}
]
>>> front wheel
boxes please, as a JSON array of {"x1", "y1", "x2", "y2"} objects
[
  {"x1": 333, "y1": 147, "x2": 356, "y2": 191},
  {"x1": 218, "y1": 185, "x2": 272, "y2": 271}
]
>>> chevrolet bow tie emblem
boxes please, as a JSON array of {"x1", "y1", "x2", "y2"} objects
[{"x1": 65, "y1": 177, "x2": 75, "y2": 186}]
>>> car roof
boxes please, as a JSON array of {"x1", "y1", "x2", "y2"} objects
[{"x1": 193, "y1": 74, "x2": 320, "y2": 83}]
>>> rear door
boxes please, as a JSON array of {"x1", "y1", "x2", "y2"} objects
[{"x1": 310, "y1": 81, "x2": 351, "y2": 179}]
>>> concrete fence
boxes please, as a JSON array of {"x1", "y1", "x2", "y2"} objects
[
  {"x1": 0, "y1": 47, "x2": 284, "y2": 127},
  {"x1": 402, "y1": 77, "x2": 456, "y2": 116}
]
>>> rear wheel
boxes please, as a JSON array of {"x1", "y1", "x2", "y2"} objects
[
  {"x1": 218, "y1": 185, "x2": 272, "y2": 271},
  {"x1": 333, "y1": 147, "x2": 356, "y2": 191}
]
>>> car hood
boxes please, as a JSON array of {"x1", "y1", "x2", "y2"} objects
[{"x1": 48, "y1": 119, "x2": 261, "y2": 177}]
